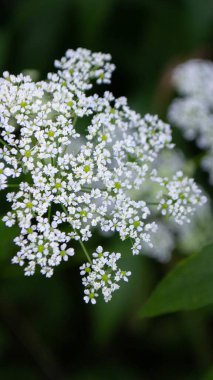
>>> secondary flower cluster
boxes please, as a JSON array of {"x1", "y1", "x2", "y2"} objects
[
  {"x1": 141, "y1": 149, "x2": 213, "y2": 262},
  {"x1": 168, "y1": 59, "x2": 213, "y2": 184},
  {"x1": 80, "y1": 246, "x2": 131, "y2": 304},
  {"x1": 0, "y1": 48, "x2": 206, "y2": 303}
]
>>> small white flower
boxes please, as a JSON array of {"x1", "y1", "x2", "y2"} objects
[
  {"x1": 41, "y1": 266, "x2": 54, "y2": 278},
  {"x1": 60, "y1": 244, "x2": 75, "y2": 261},
  {"x1": 83, "y1": 288, "x2": 98, "y2": 304}
]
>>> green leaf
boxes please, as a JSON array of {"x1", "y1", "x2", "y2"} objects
[{"x1": 140, "y1": 243, "x2": 213, "y2": 318}]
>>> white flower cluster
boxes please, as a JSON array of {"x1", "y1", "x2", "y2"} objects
[
  {"x1": 155, "y1": 170, "x2": 205, "y2": 224},
  {"x1": 141, "y1": 149, "x2": 212, "y2": 262},
  {"x1": 0, "y1": 48, "x2": 206, "y2": 303},
  {"x1": 80, "y1": 246, "x2": 131, "y2": 304},
  {"x1": 168, "y1": 59, "x2": 213, "y2": 184}
]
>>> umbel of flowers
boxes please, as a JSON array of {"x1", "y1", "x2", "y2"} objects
[
  {"x1": 0, "y1": 48, "x2": 206, "y2": 304},
  {"x1": 168, "y1": 59, "x2": 213, "y2": 184}
]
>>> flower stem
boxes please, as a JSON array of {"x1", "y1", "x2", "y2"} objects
[
  {"x1": 48, "y1": 204, "x2": 52, "y2": 223},
  {"x1": 78, "y1": 239, "x2": 92, "y2": 264},
  {"x1": 81, "y1": 186, "x2": 107, "y2": 193},
  {"x1": 0, "y1": 138, "x2": 11, "y2": 149},
  {"x1": 61, "y1": 203, "x2": 92, "y2": 264}
]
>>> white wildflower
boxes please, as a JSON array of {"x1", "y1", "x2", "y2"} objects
[{"x1": 0, "y1": 49, "x2": 206, "y2": 304}]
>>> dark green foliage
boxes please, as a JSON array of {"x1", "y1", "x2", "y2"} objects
[{"x1": 141, "y1": 244, "x2": 213, "y2": 317}]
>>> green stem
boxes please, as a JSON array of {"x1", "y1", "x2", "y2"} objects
[
  {"x1": 48, "y1": 204, "x2": 52, "y2": 223},
  {"x1": 81, "y1": 186, "x2": 107, "y2": 193},
  {"x1": 0, "y1": 138, "x2": 11, "y2": 149},
  {"x1": 73, "y1": 116, "x2": 78, "y2": 127},
  {"x1": 81, "y1": 187, "x2": 92, "y2": 193},
  {"x1": 61, "y1": 204, "x2": 92, "y2": 264},
  {"x1": 78, "y1": 239, "x2": 92, "y2": 264},
  {"x1": 61, "y1": 204, "x2": 68, "y2": 215}
]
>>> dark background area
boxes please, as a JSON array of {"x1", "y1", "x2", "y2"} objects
[{"x1": 0, "y1": 1, "x2": 213, "y2": 379}]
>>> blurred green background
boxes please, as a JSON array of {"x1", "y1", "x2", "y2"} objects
[{"x1": 0, "y1": 0, "x2": 213, "y2": 379}]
